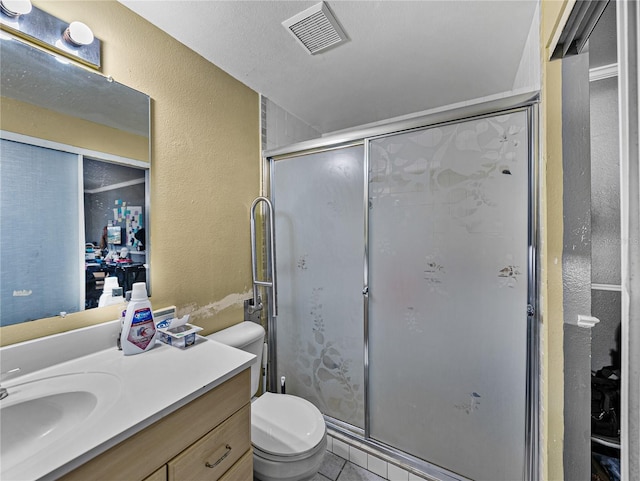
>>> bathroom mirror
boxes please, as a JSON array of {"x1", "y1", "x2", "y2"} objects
[{"x1": 0, "y1": 35, "x2": 151, "y2": 326}]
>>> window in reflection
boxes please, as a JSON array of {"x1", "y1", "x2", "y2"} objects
[{"x1": 1, "y1": 139, "x2": 82, "y2": 325}]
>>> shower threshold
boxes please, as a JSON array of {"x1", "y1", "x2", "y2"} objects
[{"x1": 326, "y1": 420, "x2": 471, "y2": 481}]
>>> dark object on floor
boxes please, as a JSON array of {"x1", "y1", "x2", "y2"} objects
[
  {"x1": 592, "y1": 452, "x2": 620, "y2": 481},
  {"x1": 591, "y1": 366, "x2": 620, "y2": 438}
]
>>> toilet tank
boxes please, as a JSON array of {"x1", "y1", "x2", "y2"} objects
[{"x1": 207, "y1": 321, "x2": 265, "y2": 397}]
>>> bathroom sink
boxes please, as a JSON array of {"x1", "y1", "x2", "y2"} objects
[{"x1": 0, "y1": 372, "x2": 121, "y2": 471}]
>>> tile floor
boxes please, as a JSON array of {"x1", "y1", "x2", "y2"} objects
[
  {"x1": 311, "y1": 449, "x2": 431, "y2": 481},
  {"x1": 322, "y1": 436, "x2": 428, "y2": 481},
  {"x1": 312, "y1": 451, "x2": 386, "y2": 481},
  {"x1": 253, "y1": 436, "x2": 429, "y2": 481}
]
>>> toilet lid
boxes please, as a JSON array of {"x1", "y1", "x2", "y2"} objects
[{"x1": 251, "y1": 392, "x2": 326, "y2": 456}]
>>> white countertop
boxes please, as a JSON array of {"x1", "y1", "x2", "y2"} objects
[{"x1": 1, "y1": 329, "x2": 254, "y2": 481}]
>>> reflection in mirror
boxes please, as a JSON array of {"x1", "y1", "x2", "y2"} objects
[
  {"x1": 0, "y1": 35, "x2": 150, "y2": 326},
  {"x1": 0, "y1": 35, "x2": 149, "y2": 157},
  {"x1": 84, "y1": 159, "x2": 148, "y2": 310}
]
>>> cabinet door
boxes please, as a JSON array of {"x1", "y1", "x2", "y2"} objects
[
  {"x1": 143, "y1": 466, "x2": 167, "y2": 481},
  {"x1": 168, "y1": 404, "x2": 250, "y2": 481},
  {"x1": 219, "y1": 450, "x2": 253, "y2": 481}
]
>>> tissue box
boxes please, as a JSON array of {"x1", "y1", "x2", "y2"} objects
[{"x1": 157, "y1": 323, "x2": 202, "y2": 349}]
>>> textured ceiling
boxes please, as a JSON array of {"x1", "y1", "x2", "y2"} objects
[
  {"x1": 120, "y1": 0, "x2": 538, "y2": 134},
  {"x1": 84, "y1": 158, "x2": 145, "y2": 192}
]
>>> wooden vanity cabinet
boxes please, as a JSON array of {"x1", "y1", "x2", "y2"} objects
[
  {"x1": 60, "y1": 369, "x2": 252, "y2": 481},
  {"x1": 143, "y1": 466, "x2": 167, "y2": 481},
  {"x1": 167, "y1": 404, "x2": 250, "y2": 480}
]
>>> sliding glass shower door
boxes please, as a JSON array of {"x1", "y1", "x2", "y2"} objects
[
  {"x1": 367, "y1": 111, "x2": 530, "y2": 480},
  {"x1": 272, "y1": 145, "x2": 365, "y2": 429},
  {"x1": 270, "y1": 108, "x2": 533, "y2": 480}
]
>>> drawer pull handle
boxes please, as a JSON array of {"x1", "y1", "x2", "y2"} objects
[{"x1": 205, "y1": 444, "x2": 232, "y2": 469}]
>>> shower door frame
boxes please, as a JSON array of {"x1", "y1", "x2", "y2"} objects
[{"x1": 263, "y1": 93, "x2": 540, "y2": 481}]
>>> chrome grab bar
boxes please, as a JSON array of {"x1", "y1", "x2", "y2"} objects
[{"x1": 249, "y1": 197, "x2": 277, "y2": 316}]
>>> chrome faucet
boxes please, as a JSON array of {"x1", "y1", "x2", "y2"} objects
[{"x1": 0, "y1": 367, "x2": 21, "y2": 400}]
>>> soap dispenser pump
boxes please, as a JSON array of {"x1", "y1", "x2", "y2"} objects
[{"x1": 120, "y1": 282, "x2": 156, "y2": 355}]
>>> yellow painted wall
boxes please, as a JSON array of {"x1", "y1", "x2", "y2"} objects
[
  {"x1": 0, "y1": 0, "x2": 259, "y2": 345},
  {"x1": 541, "y1": 1, "x2": 571, "y2": 480},
  {"x1": 0, "y1": 96, "x2": 149, "y2": 161}
]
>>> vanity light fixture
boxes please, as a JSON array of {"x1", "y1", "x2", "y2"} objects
[
  {"x1": 0, "y1": 3, "x2": 101, "y2": 68},
  {"x1": 63, "y1": 21, "x2": 94, "y2": 47},
  {"x1": 0, "y1": 0, "x2": 32, "y2": 17}
]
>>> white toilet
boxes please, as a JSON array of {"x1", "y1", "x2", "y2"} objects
[{"x1": 208, "y1": 322, "x2": 327, "y2": 481}]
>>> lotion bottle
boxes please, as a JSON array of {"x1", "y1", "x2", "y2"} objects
[{"x1": 121, "y1": 282, "x2": 156, "y2": 355}]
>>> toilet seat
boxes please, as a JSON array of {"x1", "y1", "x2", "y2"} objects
[{"x1": 251, "y1": 392, "x2": 326, "y2": 457}]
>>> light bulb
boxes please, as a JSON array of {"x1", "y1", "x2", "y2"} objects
[
  {"x1": 0, "y1": 0, "x2": 32, "y2": 17},
  {"x1": 63, "y1": 21, "x2": 94, "y2": 46}
]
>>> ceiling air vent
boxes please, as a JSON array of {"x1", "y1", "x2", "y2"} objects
[{"x1": 282, "y1": 2, "x2": 348, "y2": 55}]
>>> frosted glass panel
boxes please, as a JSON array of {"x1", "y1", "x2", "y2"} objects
[
  {"x1": 590, "y1": 77, "x2": 621, "y2": 285},
  {"x1": 591, "y1": 289, "x2": 622, "y2": 371},
  {"x1": 273, "y1": 145, "x2": 365, "y2": 428},
  {"x1": 368, "y1": 112, "x2": 529, "y2": 480},
  {"x1": 1, "y1": 139, "x2": 81, "y2": 325}
]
